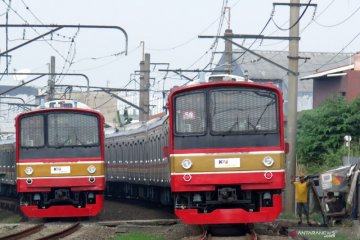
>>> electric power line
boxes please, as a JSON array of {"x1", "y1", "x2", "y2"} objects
[
  {"x1": 314, "y1": 30, "x2": 360, "y2": 72},
  {"x1": 314, "y1": 2, "x2": 360, "y2": 28},
  {"x1": 271, "y1": 0, "x2": 313, "y2": 31},
  {"x1": 1, "y1": 0, "x2": 68, "y2": 60}
]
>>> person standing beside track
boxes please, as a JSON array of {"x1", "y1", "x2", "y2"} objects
[{"x1": 292, "y1": 175, "x2": 311, "y2": 226}]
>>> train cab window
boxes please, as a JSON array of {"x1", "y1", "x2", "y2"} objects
[
  {"x1": 20, "y1": 115, "x2": 44, "y2": 147},
  {"x1": 174, "y1": 92, "x2": 206, "y2": 135},
  {"x1": 48, "y1": 113, "x2": 99, "y2": 147},
  {"x1": 209, "y1": 89, "x2": 278, "y2": 135}
]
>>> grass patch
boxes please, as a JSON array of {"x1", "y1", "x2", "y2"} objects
[
  {"x1": 0, "y1": 211, "x2": 22, "y2": 223},
  {"x1": 113, "y1": 232, "x2": 164, "y2": 240},
  {"x1": 279, "y1": 211, "x2": 325, "y2": 223},
  {"x1": 278, "y1": 212, "x2": 298, "y2": 220},
  {"x1": 310, "y1": 212, "x2": 323, "y2": 223}
]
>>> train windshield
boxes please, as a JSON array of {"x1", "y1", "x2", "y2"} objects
[
  {"x1": 48, "y1": 113, "x2": 99, "y2": 147},
  {"x1": 209, "y1": 89, "x2": 278, "y2": 134},
  {"x1": 173, "y1": 87, "x2": 281, "y2": 149},
  {"x1": 174, "y1": 92, "x2": 206, "y2": 135},
  {"x1": 20, "y1": 115, "x2": 45, "y2": 147}
]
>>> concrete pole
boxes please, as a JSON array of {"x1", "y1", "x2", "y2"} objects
[
  {"x1": 139, "y1": 53, "x2": 150, "y2": 121},
  {"x1": 285, "y1": 0, "x2": 300, "y2": 214},
  {"x1": 46, "y1": 56, "x2": 56, "y2": 101},
  {"x1": 224, "y1": 29, "x2": 233, "y2": 75}
]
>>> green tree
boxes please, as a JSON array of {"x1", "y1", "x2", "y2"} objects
[{"x1": 297, "y1": 96, "x2": 359, "y2": 173}]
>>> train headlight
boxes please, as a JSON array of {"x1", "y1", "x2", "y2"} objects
[
  {"x1": 263, "y1": 156, "x2": 274, "y2": 167},
  {"x1": 181, "y1": 159, "x2": 192, "y2": 170},
  {"x1": 87, "y1": 165, "x2": 96, "y2": 174},
  {"x1": 24, "y1": 167, "x2": 33, "y2": 175}
]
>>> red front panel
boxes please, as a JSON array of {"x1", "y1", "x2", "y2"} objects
[
  {"x1": 17, "y1": 176, "x2": 105, "y2": 192},
  {"x1": 171, "y1": 171, "x2": 285, "y2": 192},
  {"x1": 20, "y1": 194, "x2": 104, "y2": 218},
  {"x1": 175, "y1": 194, "x2": 282, "y2": 224}
]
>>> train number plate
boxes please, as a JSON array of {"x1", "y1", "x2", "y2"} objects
[
  {"x1": 214, "y1": 158, "x2": 240, "y2": 168},
  {"x1": 50, "y1": 166, "x2": 71, "y2": 174}
]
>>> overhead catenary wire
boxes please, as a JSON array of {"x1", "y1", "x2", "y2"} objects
[
  {"x1": 1, "y1": 0, "x2": 68, "y2": 61},
  {"x1": 314, "y1": 2, "x2": 360, "y2": 28},
  {"x1": 145, "y1": 0, "x2": 242, "y2": 52},
  {"x1": 72, "y1": 45, "x2": 139, "y2": 72},
  {"x1": 147, "y1": 0, "x2": 242, "y2": 86},
  {"x1": 20, "y1": 0, "x2": 73, "y2": 41},
  {"x1": 0, "y1": 0, "x2": 10, "y2": 17},
  {"x1": 208, "y1": 0, "x2": 228, "y2": 69},
  {"x1": 271, "y1": 0, "x2": 313, "y2": 31},
  {"x1": 172, "y1": 1, "x2": 230, "y2": 84},
  {"x1": 55, "y1": 29, "x2": 80, "y2": 83}
]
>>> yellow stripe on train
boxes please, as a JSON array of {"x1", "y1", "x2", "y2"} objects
[
  {"x1": 17, "y1": 162, "x2": 104, "y2": 178},
  {"x1": 171, "y1": 152, "x2": 285, "y2": 173}
]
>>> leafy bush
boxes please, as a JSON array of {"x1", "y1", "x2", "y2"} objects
[{"x1": 297, "y1": 96, "x2": 360, "y2": 174}]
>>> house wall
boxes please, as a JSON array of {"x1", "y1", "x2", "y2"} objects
[
  {"x1": 345, "y1": 71, "x2": 360, "y2": 101},
  {"x1": 313, "y1": 76, "x2": 342, "y2": 108}
]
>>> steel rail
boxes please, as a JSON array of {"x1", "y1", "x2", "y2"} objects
[
  {"x1": 0, "y1": 224, "x2": 44, "y2": 240},
  {"x1": 35, "y1": 222, "x2": 81, "y2": 240}
]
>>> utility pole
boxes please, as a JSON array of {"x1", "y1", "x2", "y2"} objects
[
  {"x1": 5, "y1": 0, "x2": 10, "y2": 73},
  {"x1": 224, "y1": 29, "x2": 233, "y2": 75},
  {"x1": 47, "y1": 56, "x2": 56, "y2": 101},
  {"x1": 139, "y1": 53, "x2": 150, "y2": 121},
  {"x1": 224, "y1": 7, "x2": 233, "y2": 75},
  {"x1": 285, "y1": 0, "x2": 300, "y2": 214}
]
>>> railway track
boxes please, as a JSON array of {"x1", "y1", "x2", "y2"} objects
[
  {"x1": 196, "y1": 223, "x2": 299, "y2": 240},
  {"x1": 0, "y1": 224, "x2": 44, "y2": 240},
  {"x1": 198, "y1": 231, "x2": 258, "y2": 240},
  {"x1": 0, "y1": 222, "x2": 81, "y2": 240}
]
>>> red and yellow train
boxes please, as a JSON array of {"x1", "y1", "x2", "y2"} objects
[
  {"x1": 106, "y1": 79, "x2": 285, "y2": 224},
  {"x1": 0, "y1": 79, "x2": 285, "y2": 223},
  {"x1": 0, "y1": 100, "x2": 105, "y2": 218}
]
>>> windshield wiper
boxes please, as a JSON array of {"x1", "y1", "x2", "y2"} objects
[
  {"x1": 253, "y1": 99, "x2": 276, "y2": 132},
  {"x1": 227, "y1": 115, "x2": 240, "y2": 133}
]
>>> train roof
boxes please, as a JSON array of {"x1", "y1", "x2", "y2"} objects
[
  {"x1": 42, "y1": 99, "x2": 92, "y2": 109},
  {"x1": 0, "y1": 138, "x2": 15, "y2": 145},
  {"x1": 169, "y1": 80, "x2": 282, "y2": 98},
  {"x1": 106, "y1": 113, "x2": 168, "y2": 138}
]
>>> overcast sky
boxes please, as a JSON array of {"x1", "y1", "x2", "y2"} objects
[{"x1": 0, "y1": 0, "x2": 359, "y2": 93}]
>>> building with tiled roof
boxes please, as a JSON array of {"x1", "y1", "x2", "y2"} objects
[{"x1": 215, "y1": 50, "x2": 354, "y2": 112}]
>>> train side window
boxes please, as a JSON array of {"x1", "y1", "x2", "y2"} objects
[
  {"x1": 129, "y1": 143, "x2": 133, "y2": 162},
  {"x1": 105, "y1": 144, "x2": 111, "y2": 164},
  {"x1": 139, "y1": 141, "x2": 143, "y2": 162},
  {"x1": 153, "y1": 137, "x2": 156, "y2": 161},
  {"x1": 144, "y1": 139, "x2": 149, "y2": 162},
  {"x1": 123, "y1": 143, "x2": 127, "y2": 162},
  {"x1": 157, "y1": 136, "x2": 161, "y2": 160},
  {"x1": 149, "y1": 138, "x2": 153, "y2": 161},
  {"x1": 134, "y1": 142, "x2": 138, "y2": 161},
  {"x1": 111, "y1": 144, "x2": 116, "y2": 162},
  {"x1": 116, "y1": 143, "x2": 122, "y2": 163}
]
